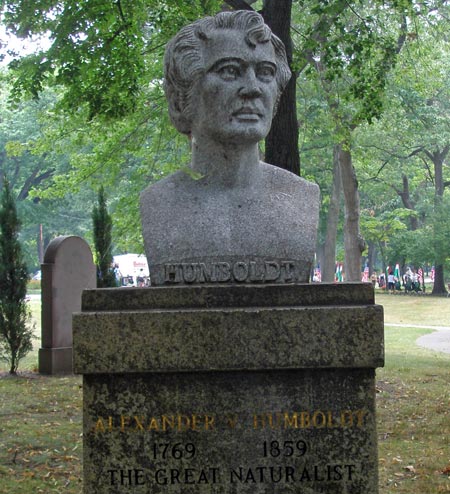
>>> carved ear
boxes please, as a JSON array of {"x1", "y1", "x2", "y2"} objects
[
  {"x1": 167, "y1": 96, "x2": 182, "y2": 121},
  {"x1": 167, "y1": 98, "x2": 191, "y2": 135}
]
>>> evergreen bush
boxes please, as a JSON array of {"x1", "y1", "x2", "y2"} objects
[
  {"x1": 92, "y1": 187, "x2": 116, "y2": 287},
  {"x1": 0, "y1": 180, "x2": 34, "y2": 374}
]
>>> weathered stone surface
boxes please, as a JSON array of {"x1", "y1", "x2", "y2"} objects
[
  {"x1": 140, "y1": 172, "x2": 319, "y2": 285},
  {"x1": 39, "y1": 235, "x2": 96, "y2": 374},
  {"x1": 73, "y1": 304, "x2": 383, "y2": 374},
  {"x1": 74, "y1": 283, "x2": 384, "y2": 494},
  {"x1": 83, "y1": 369, "x2": 378, "y2": 494},
  {"x1": 80, "y1": 282, "x2": 375, "y2": 311},
  {"x1": 139, "y1": 11, "x2": 319, "y2": 284}
]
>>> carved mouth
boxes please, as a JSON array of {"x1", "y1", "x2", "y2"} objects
[{"x1": 232, "y1": 107, "x2": 263, "y2": 119}]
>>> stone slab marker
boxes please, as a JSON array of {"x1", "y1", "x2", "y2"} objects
[
  {"x1": 39, "y1": 235, "x2": 96, "y2": 374},
  {"x1": 73, "y1": 283, "x2": 384, "y2": 493}
]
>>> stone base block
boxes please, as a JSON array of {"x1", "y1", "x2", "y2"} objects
[
  {"x1": 73, "y1": 283, "x2": 384, "y2": 494},
  {"x1": 84, "y1": 369, "x2": 378, "y2": 493}
]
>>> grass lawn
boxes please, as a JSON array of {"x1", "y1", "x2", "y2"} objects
[
  {"x1": 377, "y1": 290, "x2": 450, "y2": 326},
  {"x1": 0, "y1": 298, "x2": 83, "y2": 493},
  {"x1": 0, "y1": 292, "x2": 449, "y2": 493},
  {"x1": 376, "y1": 294, "x2": 450, "y2": 493}
]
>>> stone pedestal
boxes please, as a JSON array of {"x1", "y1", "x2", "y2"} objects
[{"x1": 73, "y1": 283, "x2": 384, "y2": 494}]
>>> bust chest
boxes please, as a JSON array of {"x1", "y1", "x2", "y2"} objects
[
  {"x1": 156, "y1": 186, "x2": 308, "y2": 256},
  {"x1": 141, "y1": 176, "x2": 318, "y2": 285}
]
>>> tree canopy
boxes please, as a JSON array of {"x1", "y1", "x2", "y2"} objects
[{"x1": 0, "y1": 0, "x2": 449, "y2": 288}]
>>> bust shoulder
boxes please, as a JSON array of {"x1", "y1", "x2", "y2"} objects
[
  {"x1": 140, "y1": 171, "x2": 198, "y2": 214},
  {"x1": 141, "y1": 170, "x2": 187, "y2": 196},
  {"x1": 260, "y1": 161, "x2": 317, "y2": 186},
  {"x1": 258, "y1": 161, "x2": 320, "y2": 202},
  {"x1": 141, "y1": 163, "x2": 319, "y2": 201}
]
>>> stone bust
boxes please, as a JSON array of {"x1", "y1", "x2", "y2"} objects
[{"x1": 140, "y1": 10, "x2": 319, "y2": 285}]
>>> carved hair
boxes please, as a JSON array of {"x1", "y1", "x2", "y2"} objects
[{"x1": 164, "y1": 10, "x2": 291, "y2": 135}]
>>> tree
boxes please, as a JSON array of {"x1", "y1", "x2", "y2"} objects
[
  {"x1": 0, "y1": 180, "x2": 33, "y2": 374},
  {"x1": 1, "y1": 0, "x2": 442, "y2": 279},
  {"x1": 299, "y1": 2, "x2": 409, "y2": 280},
  {"x1": 0, "y1": 76, "x2": 100, "y2": 270},
  {"x1": 261, "y1": 0, "x2": 299, "y2": 175},
  {"x1": 92, "y1": 186, "x2": 116, "y2": 288},
  {"x1": 355, "y1": 12, "x2": 450, "y2": 293},
  {"x1": 322, "y1": 145, "x2": 342, "y2": 281}
]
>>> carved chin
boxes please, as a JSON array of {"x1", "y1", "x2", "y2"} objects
[{"x1": 230, "y1": 121, "x2": 271, "y2": 141}]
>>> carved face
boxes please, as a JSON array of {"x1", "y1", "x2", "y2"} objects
[{"x1": 190, "y1": 29, "x2": 278, "y2": 145}]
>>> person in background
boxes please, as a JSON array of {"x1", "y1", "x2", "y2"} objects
[
  {"x1": 387, "y1": 270, "x2": 395, "y2": 294},
  {"x1": 371, "y1": 272, "x2": 377, "y2": 287}
]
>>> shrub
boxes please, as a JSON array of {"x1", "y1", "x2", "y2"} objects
[{"x1": 0, "y1": 181, "x2": 34, "y2": 374}]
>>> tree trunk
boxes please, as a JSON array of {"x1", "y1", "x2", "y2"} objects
[
  {"x1": 339, "y1": 144, "x2": 365, "y2": 281},
  {"x1": 378, "y1": 240, "x2": 387, "y2": 275},
  {"x1": 430, "y1": 147, "x2": 448, "y2": 295},
  {"x1": 433, "y1": 264, "x2": 446, "y2": 295},
  {"x1": 367, "y1": 241, "x2": 377, "y2": 276},
  {"x1": 322, "y1": 144, "x2": 342, "y2": 281},
  {"x1": 398, "y1": 174, "x2": 418, "y2": 230},
  {"x1": 262, "y1": 0, "x2": 299, "y2": 175}
]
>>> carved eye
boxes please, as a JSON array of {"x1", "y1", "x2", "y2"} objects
[
  {"x1": 256, "y1": 64, "x2": 276, "y2": 82},
  {"x1": 217, "y1": 65, "x2": 240, "y2": 81}
]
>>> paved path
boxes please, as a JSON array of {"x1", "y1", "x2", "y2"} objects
[{"x1": 385, "y1": 323, "x2": 450, "y2": 354}]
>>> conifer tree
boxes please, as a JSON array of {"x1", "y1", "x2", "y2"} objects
[
  {"x1": 92, "y1": 187, "x2": 116, "y2": 287},
  {"x1": 0, "y1": 180, "x2": 34, "y2": 375}
]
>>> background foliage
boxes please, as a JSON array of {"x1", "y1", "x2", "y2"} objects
[{"x1": 0, "y1": 0, "x2": 448, "y2": 283}]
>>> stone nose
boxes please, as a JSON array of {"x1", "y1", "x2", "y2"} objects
[{"x1": 238, "y1": 69, "x2": 262, "y2": 98}]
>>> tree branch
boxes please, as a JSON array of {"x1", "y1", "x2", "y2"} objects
[
  {"x1": 372, "y1": 159, "x2": 391, "y2": 180},
  {"x1": 17, "y1": 167, "x2": 55, "y2": 201},
  {"x1": 361, "y1": 143, "x2": 424, "y2": 161},
  {"x1": 396, "y1": 15, "x2": 408, "y2": 54},
  {"x1": 418, "y1": 155, "x2": 434, "y2": 184},
  {"x1": 296, "y1": 0, "x2": 349, "y2": 76},
  {"x1": 116, "y1": 0, "x2": 126, "y2": 23},
  {"x1": 439, "y1": 144, "x2": 450, "y2": 161}
]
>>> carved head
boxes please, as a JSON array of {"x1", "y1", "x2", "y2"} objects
[{"x1": 164, "y1": 10, "x2": 291, "y2": 135}]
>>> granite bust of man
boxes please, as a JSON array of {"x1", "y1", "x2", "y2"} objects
[{"x1": 140, "y1": 10, "x2": 319, "y2": 285}]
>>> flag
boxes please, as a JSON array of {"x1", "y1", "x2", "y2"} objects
[
  {"x1": 362, "y1": 264, "x2": 369, "y2": 282},
  {"x1": 394, "y1": 263, "x2": 401, "y2": 281},
  {"x1": 335, "y1": 262, "x2": 343, "y2": 282},
  {"x1": 418, "y1": 268, "x2": 423, "y2": 284},
  {"x1": 315, "y1": 262, "x2": 321, "y2": 282}
]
